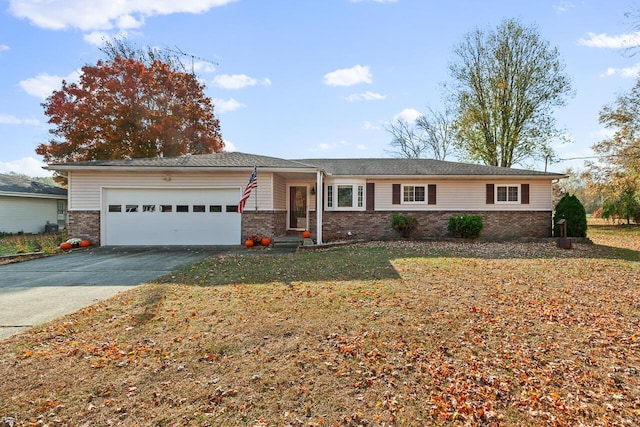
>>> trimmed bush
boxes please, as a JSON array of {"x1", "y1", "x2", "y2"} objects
[
  {"x1": 448, "y1": 214, "x2": 484, "y2": 239},
  {"x1": 553, "y1": 194, "x2": 587, "y2": 237},
  {"x1": 391, "y1": 213, "x2": 418, "y2": 238}
]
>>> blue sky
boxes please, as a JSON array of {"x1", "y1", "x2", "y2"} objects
[{"x1": 1, "y1": 0, "x2": 639, "y2": 176}]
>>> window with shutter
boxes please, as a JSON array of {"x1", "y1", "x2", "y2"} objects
[
  {"x1": 521, "y1": 184, "x2": 530, "y2": 204},
  {"x1": 428, "y1": 184, "x2": 436, "y2": 205},
  {"x1": 366, "y1": 183, "x2": 375, "y2": 212},
  {"x1": 486, "y1": 184, "x2": 495, "y2": 204},
  {"x1": 392, "y1": 184, "x2": 401, "y2": 205}
]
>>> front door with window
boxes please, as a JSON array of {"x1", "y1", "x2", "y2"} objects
[{"x1": 289, "y1": 186, "x2": 307, "y2": 229}]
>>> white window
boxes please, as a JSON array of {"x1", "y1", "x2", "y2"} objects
[
  {"x1": 326, "y1": 184, "x2": 365, "y2": 210},
  {"x1": 327, "y1": 185, "x2": 333, "y2": 208},
  {"x1": 337, "y1": 185, "x2": 353, "y2": 208},
  {"x1": 496, "y1": 185, "x2": 519, "y2": 203},
  {"x1": 403, "y1": 185, "x2": 426, "y2": 203}
]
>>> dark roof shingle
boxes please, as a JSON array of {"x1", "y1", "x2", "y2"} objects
[
  {"x1": 51, "y1": 152, "x2": 312, "y2": 169},
  {"x1": 0, "y1": 173, "x2": 67, "y2": 196},
  {"x1": 48, "y1": 151, "x2": 564, "y2": 177},
  {"x1": 294, "y1": 158, "x2": 564, "y2": 177}
]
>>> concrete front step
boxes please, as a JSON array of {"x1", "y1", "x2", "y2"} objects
[{"x1": 271, "y1": 235, "x2": 304, "y2": 248}]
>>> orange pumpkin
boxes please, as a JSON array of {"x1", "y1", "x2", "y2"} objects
[
  {"x1": 245, "y1": 239, "x2": 255, "y2": 247},
  {"x1": 60, "y1": 242, "x2": 72, "y2": 250},
  {"x1": 261, "y1": 237, "x2": 271, "y2": 246},
  {"x1": 80, "y1": 239, "x2": 91, "y2": 247},
  {"x1": 302, "y1": 230, "x2": 311, "y2": 238}
]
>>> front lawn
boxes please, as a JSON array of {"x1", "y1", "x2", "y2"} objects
[{"x1": 0, "y1": 224, "x2": 638, "y2": 426}]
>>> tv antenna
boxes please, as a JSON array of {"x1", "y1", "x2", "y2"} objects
[{"x1": 164, "y1": 46, "x2": 218, "y2": 75}]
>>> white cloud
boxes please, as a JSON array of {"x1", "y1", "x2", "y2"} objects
[
  {"x1": 356, "y1": 144, "x2": 367, "y2": 150},
  {"x1": 0, "y1": 44, "x2": 9, "y2": 52},
  {"x1": 393, "y1": 108, "x2": 421, "y2": 123},
  {"x1": 83, "y1": 30, "x2": 134, "y2": 46},
  {"x1": 212, "y1": 98, "x2": 245, "y2": 113},
  {"x1": 19, "y1": 71, "x2": 80, "y2": 99},
  {"x1": 193, "y1": 61, "x2": 218, "y2": 74},
  {"x1": 344, "y1": 91, "x2": 387, "y2": 102},
  {"x1": 0, "y1": 114, "x2": 40, "y2": 126},
  {"x1": 553, "y1": 2, "x2": 575, "y2": 13},
  {"x1": 222, "y1": 139, "x2": 237, "y2": 152},
  {"x1": 212, "y1": 74, "x2": 271, "y2": 89},
  {"x1": 0, "y1": 157, "x2": 52, "y2": 177},
  {"x1": 117, "y1": 14, "x2": 145, "y2": 30},
  {"x1": 8, "y1": 0, "x2": 239, "y2": 32},
  {"x1": 323, "y1": 65, "x2": 372, "y2": 87},
  {"x1": 578, "y1": 31, "x2": 640, "y2": 49},
  {"x1": 599, "y1": 62, "x2": 640, "y2": 78}
]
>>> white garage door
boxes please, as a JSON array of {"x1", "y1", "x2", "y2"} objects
[{"x1": 103, "y1": 188, "x2": 241, "y2": 245}]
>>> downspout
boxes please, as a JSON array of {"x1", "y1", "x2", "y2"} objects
[{"x1": 316, "y1": 170, "x2": 323, "y2": 244}]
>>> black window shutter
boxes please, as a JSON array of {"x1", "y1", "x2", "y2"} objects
[
  {"x1": 392, "y1": 184, "x2": 401, "y2": 205},
  {"x1": 486, "y1": 184, "x2": 495, "y2": 204},
  {"x1": 521, "y1": 184, "x2": 530, "y2": 204},
  {"x1": 366, "y1": 183, "x2": 375, "y2": 212},
  {"x1": 428, "y1": 184, "x2": 436, "y2": 205}
]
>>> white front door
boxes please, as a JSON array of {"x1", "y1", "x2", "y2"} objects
[{"x1": 103, "y1": 188, "x2": 241, "y2": 245}]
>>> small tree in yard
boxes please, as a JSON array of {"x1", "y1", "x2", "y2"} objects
[
  {"x1": 391, "y1": 214, "x2": 418, "y2": 238},
  {"x1": 553, "y1": 194, "x2": 587, "y2": 237}
]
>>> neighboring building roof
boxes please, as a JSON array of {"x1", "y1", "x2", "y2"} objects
[
  {"x1": 46, "y1": 151, "x2": 565, "y2": 178},
  {"x1": 295, "y1": 158, "x2": 565, "y2": 178},
  {"x1": 0, "y1": 173, "x2": 67, "y2": 197}
]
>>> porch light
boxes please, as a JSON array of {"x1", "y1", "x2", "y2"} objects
[{"x1": 310, "y1": 185, "x2": 316, "y2": 195}]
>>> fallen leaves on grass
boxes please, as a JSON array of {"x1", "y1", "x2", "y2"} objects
[{"x1": 0, "y1": 232, "x2": 639, "y2": 426}]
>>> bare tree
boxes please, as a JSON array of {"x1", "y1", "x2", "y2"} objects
[
  {"x1": 415, "y1": 107, "x2": 457, "y2": 161},
  {"x1": 386, "y1": 107, "x2": 457, "y2": 160},
  {"x1": 385, "y1": 119, "x2": 428, "y2": 159}
]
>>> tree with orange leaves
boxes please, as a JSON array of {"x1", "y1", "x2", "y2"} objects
[{"x1": 37, "y1": 56, "x2": 223, "y2": 163}]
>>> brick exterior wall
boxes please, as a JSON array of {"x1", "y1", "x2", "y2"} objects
[
  {"x1": 71, "y1": 208, "x2": 550, "y2": 246},
  {"x1": 68, "y1": 210, "x2": 101, "y2": 245},
  {"x1": 317, "y1": 210, "x2": 552, "y2": 241},
  {"x1": 241, "y1": 211, "x2": 287, "y2": 240}
]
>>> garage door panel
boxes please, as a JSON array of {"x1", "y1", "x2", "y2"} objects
[{"x1": 104, "y1": 188, "x2": 241, "y2": 246}]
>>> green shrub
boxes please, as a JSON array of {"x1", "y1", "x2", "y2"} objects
[
  {"x1": 391, "y1": 213, "x2": 418, "y2": 238},
  {"x1": 553, "y1": 194, "x2": 587, "y2": 237},
  {"x1": 448, "y1": 214, "x2": 484, "y2": 239}
]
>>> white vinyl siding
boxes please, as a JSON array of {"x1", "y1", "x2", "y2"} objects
[
  {"x1": 272, "y1": 174, "x2": 287, "y2": 210},
  {"x1": 0, "y1": 195, "x2": 64, "y2": 233},
  {"x1": 68, "y1": 170, "x2": 275, "y2": 211},
  {"x1": 375, "y1": 180, "x2": 552, "y2": 211}
]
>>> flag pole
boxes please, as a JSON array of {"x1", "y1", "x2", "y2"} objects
[{"x1": 254, "y1": 164, "x2": 258, "y2": 211}]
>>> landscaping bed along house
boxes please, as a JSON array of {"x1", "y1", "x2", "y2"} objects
[{"x1": 0, "y1": 221, "x2": 638, "y2": 426}]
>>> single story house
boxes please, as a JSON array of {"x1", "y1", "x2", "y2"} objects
[
  {"x1": 0, "y1": 173, "x2": 68, "y2": 234},
  {"x1": 46, "y1": 152, "x2": 565, "y2": 246}
]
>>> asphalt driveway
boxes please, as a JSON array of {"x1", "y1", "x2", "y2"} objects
[{"x1": 0, "y1": 246, "x2": 233, "y2": 340}]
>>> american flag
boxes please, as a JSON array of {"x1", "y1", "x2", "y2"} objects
[{"x1": 237, "y1": 165, "x2": 257, "y2": 213}]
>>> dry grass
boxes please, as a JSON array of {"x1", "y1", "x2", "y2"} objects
[{"x1": 0, "y1": 223, "x2": 638, "y2": 426}]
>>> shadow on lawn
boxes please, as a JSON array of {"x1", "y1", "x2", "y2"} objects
[{"x1": 155, "y1": 238, "x2": 639, "y2": 287}]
